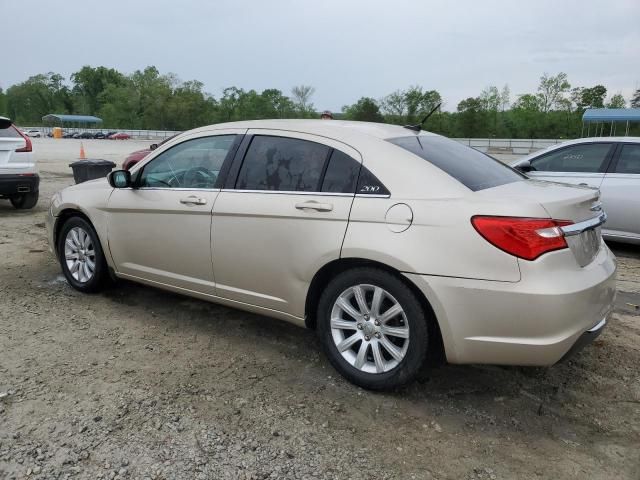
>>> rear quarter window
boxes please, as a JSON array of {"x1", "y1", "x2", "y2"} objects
[
  {"x1": 0, "y1": 125, "x2": 21, "y2": 138},
  {"x1": 388, "y1": 135, "x2": 525, "y2": 191}
]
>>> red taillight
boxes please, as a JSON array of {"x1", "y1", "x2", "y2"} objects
[
  {"x1": 471, "y1": 216, "x2": 573, "y2": 261},
  {"x1": 14, "y1": 127, "x2": 32, "y2": 153}
]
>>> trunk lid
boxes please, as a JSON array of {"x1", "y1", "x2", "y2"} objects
[
  {"x1": 478, "y1": 179, "x2": 600, "y2": 223},
  {"x1": 477, "y1": 179, "x2": 604, "y2": 267}
]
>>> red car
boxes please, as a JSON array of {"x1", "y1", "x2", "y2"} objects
[
  {"x1": 122, "y1": 134, "x2": 178, "y2": 170},
  {"x1": 109, "y1": 132, "x2": 131, "y2": 140}
]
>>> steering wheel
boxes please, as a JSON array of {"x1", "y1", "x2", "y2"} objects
[{"x1": 182, "y1": 166, "x2": 216, "y2": 189}]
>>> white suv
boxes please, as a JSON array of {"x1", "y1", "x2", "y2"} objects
[
  {"x1": 24, "y1": 129, "x2": 42, "y2": 138},
  {"x1": 0, "y1": 117, "x2": 39, "y2": 209}
]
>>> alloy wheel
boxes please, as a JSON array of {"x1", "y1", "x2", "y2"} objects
[
  {"x1": 64, "y1": 227, "x2": 96, "y2": 283},
  {"x1": 330, "y1": 284, "x2": 410, "y2": 374}
]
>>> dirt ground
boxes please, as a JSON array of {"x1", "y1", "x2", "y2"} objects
[{"x1": 0, "y1": 141, "x2": 639, "y2": 479}]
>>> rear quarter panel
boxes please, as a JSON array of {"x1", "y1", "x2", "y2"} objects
[{"x1": 342, "y1": 193, "x2": 537, "y2": 282}]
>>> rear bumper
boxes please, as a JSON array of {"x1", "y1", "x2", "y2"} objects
[
  {"x1": 558, "y1": 317, "x2": 607, "y2": 363},
  {"x1": 405, "y1": 243, "x2": 617, "y2": 366},
  {"x1": 0, "y1": 174, "x2": 40, "y2": 196}
]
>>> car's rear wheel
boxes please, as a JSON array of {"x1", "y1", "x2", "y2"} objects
[
  {"x1": 57, "y1": 216, "x2": 108, "y2": 293},
  {"x1": 10, "y1": 191, "x2": 38, "y2": 209},
  {"x1": 317, "y1": 268, "x2": 429, "y2": 390}
]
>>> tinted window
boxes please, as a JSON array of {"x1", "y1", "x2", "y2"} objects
[
  {"x1": 388, "y1": 135, "x2": 524, "y2": 191},
  {"x1": 0, "y1": 125, "x2": 21, "y2": 138},
  {"x1": 321, "y1": 150, "x2": 361, "y2": 193},
  {"x1": 236, "y1": 136, "x2": 329, "y2": 191},
  {"x1": 531, "y1": 143, "x2": 611, "y2": 173},
  {"x1": 140, "y1": 135, "x2": 236, "y2": 189},
  {"x1": 614, "y1": 144, "x2": 640, "y2": 174}
]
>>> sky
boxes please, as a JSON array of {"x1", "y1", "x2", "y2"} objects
[{"x1": 3, "y1": 0, "x2": 639, "y2": 112}]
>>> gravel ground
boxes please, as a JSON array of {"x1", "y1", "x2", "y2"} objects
[{"x1": 0, "y1": 142, "x2": 639, "y2": 479}]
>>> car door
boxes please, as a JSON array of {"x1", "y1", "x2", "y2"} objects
[
  {"x1": 599, "y1": 142, "x2": 640, "y2": 239},
  {"x1": 106, "y1": 131, "x2": 242, "y2": 294},
  {"x1": 527, "y1": 142, "x2": 615, "y2": 188},
  {"x1": 211, "y1": 131, "x2": 362, "y2": 318}
]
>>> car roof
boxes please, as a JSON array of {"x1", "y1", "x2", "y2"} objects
[
  {"x1": 513, "y1": 136, "x2": 640, "y2": 165},
  {"x1": 189, "y1": 119, "x2": 438, "y2": 143}
]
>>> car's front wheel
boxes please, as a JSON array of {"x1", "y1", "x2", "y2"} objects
[
  {"x1": 10, "y1": 191, "x2": 38, "y2": 209},
  {"x1": 317, "y1": 268, "x2": 430, "y2": 390},
  {"x1": 57, "y1": 216, "x2": 108, "y2": 293}
]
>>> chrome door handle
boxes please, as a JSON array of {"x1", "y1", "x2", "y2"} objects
[
  {"x1": 180, "y1": 196, "x2": 207, "y2": 205},
  {"x1": 295, "y1": 201, "x2": 333, "y2": 212},
  {"x1": 578, "y1": 183, "x2": 588, "y2": 186}
]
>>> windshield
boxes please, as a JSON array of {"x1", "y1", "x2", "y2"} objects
[{"x1": 388, "y1": 135, "x2": 525, "y2": 191}]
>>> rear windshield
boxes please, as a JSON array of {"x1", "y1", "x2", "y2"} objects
[
  {"x1": 0, "y1": 125, "x2": 21, "y2": 138},
  {"x1": 388, "y1": 135, "x2": 525, "y2": 191}
]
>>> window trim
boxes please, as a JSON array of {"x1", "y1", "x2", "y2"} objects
[
  {"x1": 606, "y1": 142, "x2": 640, "y2": 175},
  {"x1": 530, "y1": 142, "x2": 616, "y2": 174},
  {"x1": 134, "y1": 133, "x2": 242, "y2": 190}
]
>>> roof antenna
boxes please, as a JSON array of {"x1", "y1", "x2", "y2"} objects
[{"x1": 404, "y1": 103, "x2": 441, "y2": 132}]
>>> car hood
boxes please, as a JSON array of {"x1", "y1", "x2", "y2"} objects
[{"x1": 65, "y1": 177, "x2": 110, "y2": 191}]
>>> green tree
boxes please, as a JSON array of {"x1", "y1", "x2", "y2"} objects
[
  {"x1": 513, "y1": 93, "x2": 542, "y2": 111},
  {"x1": 404, "y1": 87, "x2": 441, "y2": 123},
  {"x1": 456, "y1": 97, "x2": 484, "y2": 137},
  {"x1": 380, "y1": 87, "x2": 441, "y2": 124},
  {"x1": 631, "y1": 89, "x2": 640, "y2": 108},
  {"x1": 5, "y1": 72, "x2": 71, "y2": 124},
  {"x1": 510, "y1": 94, "x2": 544, "y2": 137},
  {"x1": 479, "y1": 86, "x2": 501, "y2": 134},
  {"x1": 575, "y1": 85, "x2": 607, "y2": 109},
  {"x1": 500, "y1": 84, "x2": 510, "y2": 112},
  {"x1": 537, "y1": 72, "x2": 570, "y2": 112},
  {"x1": 606, "y1": 93, "x2": 626, "y2": 109},
  {"x1": 380, "y1": 90, "x2": 406, "y2": 122},
  {"x1": 342, "y1": 97, "x2": 384, "y2": 122},
  {"x1": 291, "y1": 85, "x2": 315, "y2": 117},
  {"x1": 166, "y1": 80, "x2": 217, "y2": 130},
  {"x1": 0, "y1": 88, "x2": 6, "y2": 116},
  {"x1": 71, "y1": 66, "x2": 126, "y2": 115}
]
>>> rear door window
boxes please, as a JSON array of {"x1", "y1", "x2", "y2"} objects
[
  {"x1": 388, "y1": 135, "x2": 524, "y2": 191},
  {"x1": 236, "y1": 136, "x2": 330, "y2": 192},
  {"x1": 613, "y1": 144, "x2": 640, "y2": 174},
  {"x1": 531, "y1": 143, "x2": 612, "y2": 173}
]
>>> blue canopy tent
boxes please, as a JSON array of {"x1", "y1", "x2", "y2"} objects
[
  {"x1": 42, "y1": 114, "x2": 103, "y2": 128},
  {"x1": 582, "y1": 108, "x2": 640, "y2": 137}
]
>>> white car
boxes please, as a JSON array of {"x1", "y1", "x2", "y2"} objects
[
  {"x1": 0, "y1": 117, "x2": 39, "y2": 209},
  {"x1": 24, "y1": 129, "x2": 42, "y2": 138},
  {"x1": 512, "y1": 137, "x2": 640, "y2": 244},
  {"x1": 46, "y1": 120, "x2": 616, "y2": 389}
]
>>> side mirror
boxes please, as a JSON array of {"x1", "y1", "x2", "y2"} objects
[
  {"x1": 515, "y1": 160, "x2": 533, "y2": 173},
  {"x1": 0, "y1": 117, "x2": 12, "y2": 129},
  {"x1": 108, "y1": 169, "x2": 132, "y2": 188},
  {"x1": 150, "y1": 143, "x2": 158, "y2": 151}
]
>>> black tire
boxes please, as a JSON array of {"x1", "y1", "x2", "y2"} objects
[
  {"x1": 57, "y1": 216, "x2": 109, "y2": 293},
  {"x1": 10, "y1": 191, "x2": 38, "y2": 209},
  {"x1": 317, "y1": 267, "x2": 430, "y2": 390}
]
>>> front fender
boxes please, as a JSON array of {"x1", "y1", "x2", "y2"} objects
[{"x1": 48, "y1": 179, "x2": 115, "y2": 269}]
